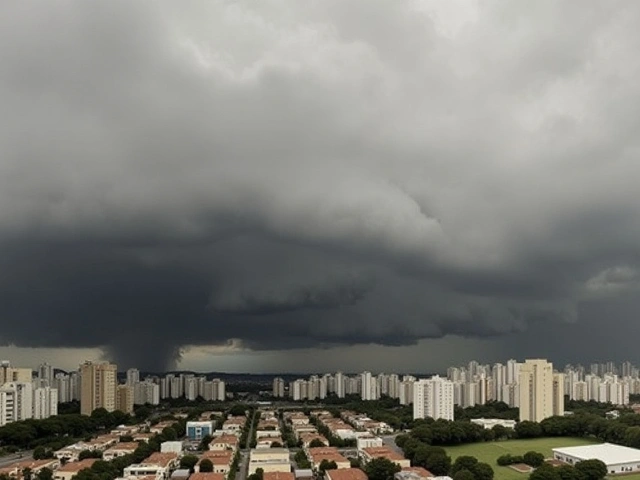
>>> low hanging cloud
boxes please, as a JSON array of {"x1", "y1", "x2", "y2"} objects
[{"x1": 2, "y1": 1, "x2": 640, "y2": 369}]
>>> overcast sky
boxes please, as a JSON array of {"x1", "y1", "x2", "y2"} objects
[{"x1": 2, "y1": 1, "x2": 640, "y2": 373}]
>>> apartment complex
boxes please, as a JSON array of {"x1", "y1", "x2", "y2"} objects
[
  {"x1": 0, "y1": 361, "x2": 58, "y2": 426},
  {"x1": 518, "y1": 359, "x2": 564, "y2": 422},
  {"x1": 80, "y1": 361, "x2": 117, "y2": 415},
  {"x1": 413, "y1": 376, "x2": 454, "y2": 421}
]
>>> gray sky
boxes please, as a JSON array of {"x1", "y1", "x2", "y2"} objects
[{"x1": 2, "y1": 1, "x2": 640, "y2": 373}]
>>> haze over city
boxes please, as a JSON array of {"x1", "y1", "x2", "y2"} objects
[{"x1": 2, "y1": 1, "x2": 640, "y2": 373}]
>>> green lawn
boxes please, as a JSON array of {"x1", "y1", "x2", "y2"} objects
[{"x1": 444, "y1": 437, "x2": 601, "y2": 480}]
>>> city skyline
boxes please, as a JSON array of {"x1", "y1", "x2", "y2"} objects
[{"x1": 3, "y1": 2, "x2": 640, "y2": 371}]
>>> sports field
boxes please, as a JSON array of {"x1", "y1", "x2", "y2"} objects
[{"x1": 444, "y1": 437, "x2": 600, "y2": 480}]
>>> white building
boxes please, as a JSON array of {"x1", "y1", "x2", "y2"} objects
[
  {"x1": 413, "y1": 376, "x2": 454, "y2": 421},
  {"x1": 33, "y1": 386, "x2": 58, "y2": 419},
  {"x1": 0, "y1": 382, "x2": 33, "y2": 426},
  {"x1": 553, "y1": 443, "x2": 640, "y2": 475},
  {"x1": 470, "y1": 418, "x2": 516, "y2": 429}
]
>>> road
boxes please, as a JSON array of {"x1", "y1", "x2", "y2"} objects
[
  {"x1": 236, "y1": 411, "x2": 257, "y2": 480},
  {"x1": 381, "y1": 435, "x2": 402, "y2": 454},
  {"x1": 0, "y1": 451, "x2": 34, "y2": 468}
]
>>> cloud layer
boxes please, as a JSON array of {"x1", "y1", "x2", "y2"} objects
[{"x1": 2, "y1": 1, "x2": 640, "y2": 369}]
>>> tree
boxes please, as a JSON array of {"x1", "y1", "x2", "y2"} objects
[
  {"x1": 33, "y1": 446, "x2": 49, "y2": 460},
  {"x1": 199, "y1": 434, "x2": 213, "y2": 451},
  {"x1": 424, "y1": 453, "x2": 452, "y2": 476},
  {"x1": 35, "y1": 468, "x2": 53, "y2": 480},
  {"x1": 295, "y1": 450, "x2": 311, "y2": 469},
  {"x1": 471, "y1": 462, "x2": 494, "y2": 480},
  {"x1": 492, "y1": 425, "x2": 508, "y2": 440},
  {"x1": 497, "y1": 455, "x2": 513, "y2": 466},
  {"x1": 22, "y1": 468, "x2": 32, "y2": 480},
  {"x1": 309, "y1": 438, "x2": 326, "y2": 448},
  {"x1": 529, "y1": 464, "x2": 560, "y2": 480},
  {"x1": 523, "y1": 452, "x2": 545, "y2": 468},
  {"x1": 79, "y1": 450, "x2": 102, "y2": 461},
  {"x1": 199, "y1": 459, "x2": 214, "y2": 473},
  {"x1": 453, "y1": 470, "x2": 475, "y2": 480},
  {"x1": 180, "y1": 455, "x2": 199, "y2": 473},
  {"x1": 319, "y1": 460, "x2": 338, "y2": 474},
  {"x1": 574, "y1": 460, "x2": 607, "y2": 480},
  {"x1": 364, "y1": 458, "x2": 401, "y2": 480},
  {"x1": 230, "y1": 405, "x2": 248, "y2": 416},
  {"x1": 411, "y1": 425, "x2": 433, "y2": 444},
  {"x1": 451, "y1": 456, "x2": 478, "y2": 476},
  {"x1": 556, "y1": 465, "x2": 581, "y2": 480},
  {"x1": 161, "y1": 427, "x2": 177, "y2": 441},
  {"x1": 515, "y1": 421, "x2": 542, "y2": 439},
  {"x1": 248, "y1": 468, "x2": 264, "y2": 480}
]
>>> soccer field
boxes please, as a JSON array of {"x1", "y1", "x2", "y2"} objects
[{"x1": 444, "y1": 437, "x2": 600, "y2": 480}]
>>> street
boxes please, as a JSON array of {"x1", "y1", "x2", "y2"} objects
[
  {"x1": 0, "y1": 451, "x2": 34, "y2": 468},
  {"x1": 236, "y1": 412, "x2": 257, "y2": 480}
]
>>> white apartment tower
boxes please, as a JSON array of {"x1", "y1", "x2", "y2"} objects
[
  {"x1": 413, "y1": 376, "x2": 454, "y2": 421},
  {"x1": 126, "y1": 368, "x2": 140, "y2": 386}
]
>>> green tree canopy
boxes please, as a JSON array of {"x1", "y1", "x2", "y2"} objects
[
  {"x1": 471, "y1": 462, "x2": 494, "y2": 480},
  {"x1": 523, "y1": 452, "x2": 545, "y2": 468},
  {"x1": 309, "y1": 438, "x2": 326, "y2": 448},
  {"x1": 529, "y1": 464, "x2": 560, "y2": 480},
  {"x1": 180, "y1": 455, "x2": 199, "y2": 472},
  {"x1": 574, "y1": 460, "x2": 607, "y2": 480},
  {"x1": 319, "y1": 460, "x2": 338, "y2": 473},
  {"x1": 364, "y1": 458, "x2": 401, "y2": 480},
  {"x1": 453, "y1": 470, "x2": 475, "y2": 480},
  {"x1": 451, "y1": 456, "x2": 478, "y2": 476},
  {"x1": 199, "y1": 459, "x2": 214, "y2": 473}
]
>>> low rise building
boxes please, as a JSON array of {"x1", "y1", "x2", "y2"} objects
[
  {"x1": 160, "y1": 442, "x2": 183, "y2": 454},
  {"x1": 186, "y1": 421, "x2": 215, "y2": 441},
  {"x1": 256, "y1": 436, "x2": 284, "y2": 449},
  {"x1": 123, "y1": 453, "x2": 179, "y2": 480},
  {"x1": 263, "y1": 473, "x2": 295, "y2": 480},
  {"x1": 54, "y1": 459, "x2": 98, "y2": 480},
  {"x1": 356, "y1": 436, "x2": 383, "y2": 450},
  {"x1": 300, "y1": 433, "x2": 329, "y2": 448},
  {"x1": 325, "y1": 468, "x2": 368, "y2": 480},
  {"x1": 196, "y1": 451, "x2": 233, "y2": 475},
  {"x1": 360, "y1": 447, "x2": 410, "y2": 468},
  {"x1": 189, "y1": 474, "x2": 226, "y2": 480},
  {"x1": 395, "y1": 468, "x2": 434, "y2": 480},
  {"x1": 0, "y1": 460, "x2": 59, "y2": 479},
  {"x1": 103, "y1": 442, "x2": 140, "y2": 461},
  {"x1": 469, "y1": 418, "x2": 516, "y2": 429},
  {"x1": 307, "y1": 447, "x2": 350, "y2": 470},
  {"x1": 553, "y1": 443, "x2": 640, "y2": 475},
  {"x1": 248, "y1": 448, "x2": 291, "y2": 474},
  {"x1": 209, "y1": 434, "x2": 239, "y2": 452}
]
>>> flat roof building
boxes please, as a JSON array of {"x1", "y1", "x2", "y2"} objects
[{"x1": 553, "y1": 443, "x2": 640, "y2": 475}]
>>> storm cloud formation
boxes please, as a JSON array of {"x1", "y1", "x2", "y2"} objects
[{"x1": 2, "y1": 1, "x2": 640, "y2": 370}]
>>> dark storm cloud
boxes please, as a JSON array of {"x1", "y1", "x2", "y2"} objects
[{"x1": 2, "y1": 0, "x2": 640, "y2": 369}]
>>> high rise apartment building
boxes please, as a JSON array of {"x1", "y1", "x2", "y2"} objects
[
  {"x1": 116, "y1": 385, "x2": 134, "y2": 414},
  {"x1": 518, "y1": 359, "x2": 564, "y2": 422},
  {"x1": 413, "y1": 375, "x2": 454, "y2": 421},
  {"x1": 0, "y1": 361, "x2": 32, "y2": 384},
  {"x1": 80, "y1": 361, "x2": 117, "y2": 415}
]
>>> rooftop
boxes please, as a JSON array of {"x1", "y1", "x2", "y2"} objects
[
  {"x1": 553, "y1": 443, "x2": 640, "y2": 465},
  {"x1": 263, "y1": 473, "x2": 295, "y2": 480},
  {"x1": 57, "y1": 459, "x2": 98, "y2": 472},
  {"x1": 107, "y1": 442, "x2": 140, "y2": 451},
  {"x1": 325, "y1": 469, "x2": 368, "y2": 480},
  {"x1": 190, "y1": 474, "x2": 226, "y2": 480}
]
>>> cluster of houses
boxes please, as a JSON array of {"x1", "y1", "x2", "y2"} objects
[{"x1": 244, "y1": 409, "x2": 434, "y2": 480}]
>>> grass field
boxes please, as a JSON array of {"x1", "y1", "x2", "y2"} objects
[{"x1": 444, "y1": 437, "x2": 601, "y2": 480}]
